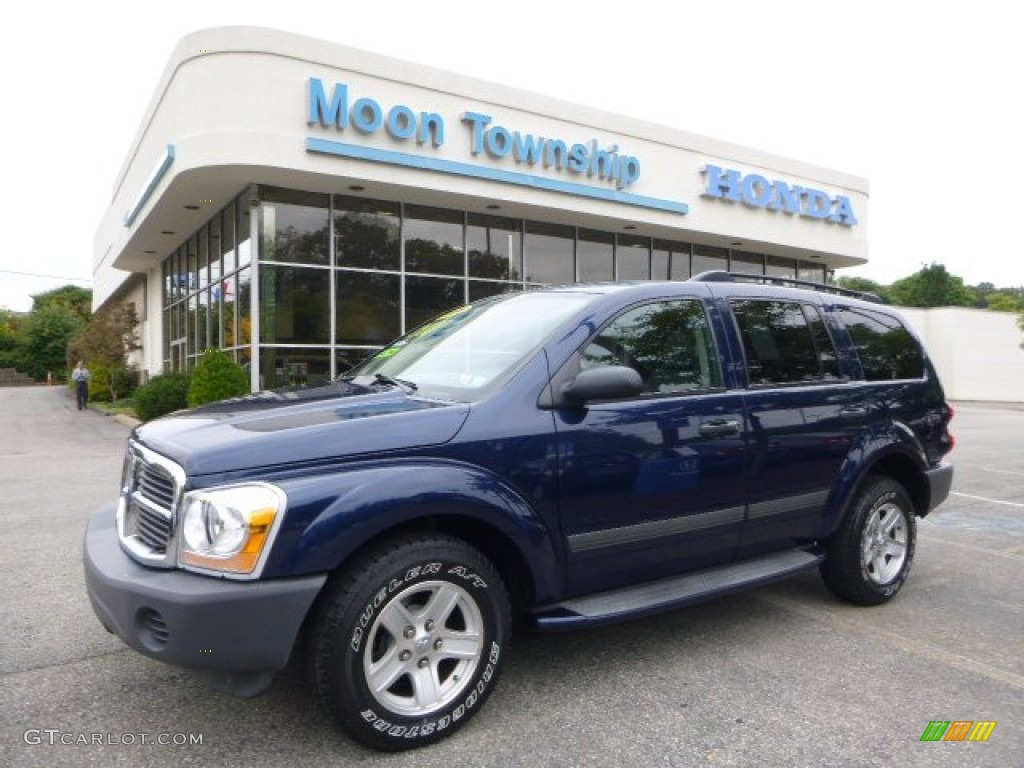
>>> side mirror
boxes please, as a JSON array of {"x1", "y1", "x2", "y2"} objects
[{"x1": 561, "y1": 366, "x2": 643, "y2": 404}]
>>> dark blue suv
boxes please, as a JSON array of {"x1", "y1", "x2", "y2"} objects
[{"x1": 84, "y1": 273, "x2": 954, "y2": 751}]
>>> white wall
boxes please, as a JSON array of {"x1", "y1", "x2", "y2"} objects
[{"x1": 898, "y1": 307, "x2": 1024, "y2": 402}]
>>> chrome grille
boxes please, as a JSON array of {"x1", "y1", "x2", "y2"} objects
[
  {"x1": 137, "y1": 463, "x2": 176, "y2": 510},
  {"x1": 118, "y1": 442, "x2": 185, "y2": 567}
]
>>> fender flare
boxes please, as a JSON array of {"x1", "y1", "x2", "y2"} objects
[
  {"x1": 264, "y1": 458, "x2": 562, "y2": 604},
  {"x1": 818, "y1": 420, "x2": 929, "y2": 538}
]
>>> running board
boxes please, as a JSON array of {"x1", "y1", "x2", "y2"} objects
[{"x1": 532, "y1": 548, "x2": 823, "y2": 630}]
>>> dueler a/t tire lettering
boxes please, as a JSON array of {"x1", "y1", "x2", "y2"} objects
[
  {"x1": 309, "y1": 533, "x2": 510, "y2": 751},
  {"x1": 820, "y1": 476, "x2": 917, "y2": 606}
]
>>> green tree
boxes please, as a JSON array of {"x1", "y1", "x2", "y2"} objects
[
  {"x1": 21, "y1": 303, "x2": 86, "y2": 380},
  {"x1": 0, "y1": 309, "x2": 27, "y2": 370},
  {"x1": 31, "y1": 285, "x2": 92, "y2": 317},
  {"x1": 67, "y1": 302, "x2": 141, "y2": 401},
  {"x1": 835, "y1": 276, "x2": 889, "y2": 303},
  {"x1": 187, "y1": 349, "x2": 250, "y2": 407},
  {"x1": 984, "y1": 292, "x2": 1023, "y2": 312},
  {"x1": 888, "y1": 263, "x2": 975, "y2": 308}
]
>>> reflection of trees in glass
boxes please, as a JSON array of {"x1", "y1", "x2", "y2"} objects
[
  {"x1": 839, "y1": 308, "x2": 923, "y2": 380},
  {"x1": 582, "y1": 301, "x2": 719, "y2": 393},
  {"x1": 468, "y1": 248, "x2": 519, "y2": 280},
  {"x1": 406, "y1": 276, "x2": 465, "y2": 331},
  {"x1": 731, "y1": 300, "x2": 822, "y2": 384},
  {"x1": 263, "y1": 225, "x2": 329, "y2": 266},
  {"x1": 334, "y1": 214, "x2": 400, "y2": 270},
  {"x1": 260, "y1": 267, "x2": 330, "y2": 344},
  {"x1": 406, "y1": 239, "x2": 463, "y2": 276},
  {"x1": 336, "y1": 272, "x2": 400, "y2": 345}
]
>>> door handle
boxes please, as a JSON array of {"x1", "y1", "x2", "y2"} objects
[{"x1": 699, "y1": 419, "x2": 741, "y2": 438}]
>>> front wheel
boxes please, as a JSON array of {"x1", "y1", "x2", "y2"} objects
[
  {"x1": 820, "y1": 477, "x2": 917, "y2": 606},
  {"x1": 309, "y1": 533, "x2": 510, "y2": 751}
]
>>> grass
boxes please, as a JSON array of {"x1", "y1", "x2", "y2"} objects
[{"x1": 91, "y1": 398, "x2": 139, "y2": 420}]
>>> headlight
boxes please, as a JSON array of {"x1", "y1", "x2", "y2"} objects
[{"x1": 179, "y1": 484, "x2": 285, "y2": 576}]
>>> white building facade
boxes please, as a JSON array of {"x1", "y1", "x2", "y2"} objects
[{"x1": 93, "y1": 27, "x2": 869, "y2": 390}]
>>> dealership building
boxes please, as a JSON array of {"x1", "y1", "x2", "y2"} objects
[{"x1": 93, "y1": 26, "x2": 869, "y2": 391}]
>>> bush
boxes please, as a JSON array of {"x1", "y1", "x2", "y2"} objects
[
  {"x1": 187, "y1": 350, "x2": 250, "y2": 408},
  {"x1": 133, "y1": 373, "x2": 191, "y2": 422},
  {"x1": 87, "y1": 363, "x2": 140, "y2": 403}
]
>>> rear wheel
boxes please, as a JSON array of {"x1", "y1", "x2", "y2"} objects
[
  {"x1": 309, "y1": 533, "x2": 510, "y2": 751},
  {"x1": 820, "y1": 477, "x2": 916, "y2": 605}
]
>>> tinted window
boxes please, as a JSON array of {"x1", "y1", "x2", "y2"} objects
[
  {"x1": 580, "y1": 300, "x2": 721, "y2": 394},
  {"x1": 837, "y1": 307, "x2": 924, "y2": 380},
  {"x1": 731, "y1": 300, "x2": 839, "y2": 385}
]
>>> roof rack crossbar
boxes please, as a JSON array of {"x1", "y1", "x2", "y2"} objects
[{"x1": 688, "y1": 270, "x2": 882, "y2": 303}]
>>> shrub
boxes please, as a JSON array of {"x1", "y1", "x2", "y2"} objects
[
  {"x1": 187, "y1": 350, "x2": 250, "y2": 408},
  {"x1": 88, "y1": 363, "x2": 140, "y2": 403},
  {"x1": 133, "y1": 373, "x2": 191, "y2": 422}
]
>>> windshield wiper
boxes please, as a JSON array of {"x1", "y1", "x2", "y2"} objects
[
  {"x1": 338, "y1": 373, "x2": 418, "y2": 394},
  {"x1": 372, "y1": 373, "x2": 418, "y2": 393}
]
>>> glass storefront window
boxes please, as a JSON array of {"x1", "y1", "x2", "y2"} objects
[
  {"x1": 336, "y1": 270, "x2": 400, "y2": 346},
  {"x1": 260, "y1": 347, "x2": 332, "y2": 390},
  {"x1": 222, "y1": 202, "x2": 237, "y2": 275},
  {"x1": 652, "y1": 239, "x2": 690, "y2": 280},
  {"x1": 237, "y1": 267, "x2": 252, "y2": 348},
  {"x1": 406, "y1": 275, "x2": 465, "y2": 331},
  {"x1": 578, "y1": 229, "x2": 614, "y2": 282},
  {"x1": 468, "y1": 281, "x2": 522, "y2": 302},
  {"x1": 259, "y1": 188, "x2": 329, "y2": 266},
  {"x1": 334, "y1": 195, "x2": 400, "y2": 270},
  {"x1": 692, "y1": 244, "x2": 729, "y2": 276},
  {"x1": 798, "y1": 262, "x2": 826, "y2": 283},
  {"x1": 198, "y1": 225, "x2": 210, "y2": 289},
  {"x1": 209, "y1": 216, "x2": 222, "y2": 285},
  {"x1": 766, "y1": 255, "x2": 797, "y2": 279},
  {"x1": 186, "y1": 238, "x2": 198, "y2": 295},
  {"x1": 524, "y1": 221, "x2": 574, "y2": 284},
  {"x1": 731, "y1": 251, "x2": 764, "y2": 275},
  {"x1": 404, "y1": 205, "x2": 464, "y2": 276},
  {"x1": 160, "y1": 186, "x2": 847, "y2": 395},
  {"x1": 238, "y1": 206, "x2": 252, "y2": 268},
  {"x1": 259, "y1": 265, "x2": 331, "y2": 345},
  {"x1": 467, "y1": 213, "x2": 521, "y2": 281},
  {"x1": 616, "y1": 235, "x2": 650, "y2": 280},
  {"x1": 337, "y1": 347, "x2": 378, "y2": 375},
  {"x1": 186, "y1": 294, "x2": 198, "y2": 359},
  {"x1": 197, "y1": 290, "x2": 209, "y2": 352}
]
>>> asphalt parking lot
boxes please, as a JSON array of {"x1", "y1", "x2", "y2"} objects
[{"x1": 1, "y1": 388, "x2": 1021, "y2": 767}]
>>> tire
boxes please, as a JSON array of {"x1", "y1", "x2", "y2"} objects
[
  {"x1": 309, "y1": 533, "x2": 511, "y2": 751},
  {"x1": 820, "y1": 477, "x2": 917, "y2": 606}
]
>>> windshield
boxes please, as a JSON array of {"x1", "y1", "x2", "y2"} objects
[{"x1": 347, "y1": 291, "x2": 594, "y2": 400}]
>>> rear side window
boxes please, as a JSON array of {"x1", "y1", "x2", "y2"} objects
[
  {"x1": 580, "y1": 299, "x2": 721, "y2": 394},
  {"x1": 837, "y1": 307, "x2": 924, "y2": 381},
  {"x1": 731, "y1": 300, "x2": 841, "y2": 386}
]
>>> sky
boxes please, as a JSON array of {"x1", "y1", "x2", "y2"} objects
[{"x1": 1, "y1": 0, "x2": 1021, "y2": 312}]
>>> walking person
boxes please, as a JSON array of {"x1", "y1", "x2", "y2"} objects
[{"x1": 72, "y1": 361, "x2": 91, "y2": 410}]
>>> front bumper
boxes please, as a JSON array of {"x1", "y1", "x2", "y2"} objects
[{"x1": 84, "y1": 503, "x2": 326, "y2": 693}]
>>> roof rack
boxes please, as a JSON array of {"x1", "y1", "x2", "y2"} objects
[{"x1": 688, "y1": 270, "x2": 883, "y2": 304}]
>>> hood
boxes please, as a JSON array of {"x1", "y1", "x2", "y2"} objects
[{"x1": 134, "y1": 382, "x2": 470, "y2": 477}]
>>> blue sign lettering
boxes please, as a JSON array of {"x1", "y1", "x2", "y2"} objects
[
  {"x1": 462, "y1": 112, "x2": 640, "y2": 190},
  {"x1": 308, "y1": 77, "x2": 444, "y2": 147},
  {"x1": 307, "y1": 79, "x2": 644, "y2": 193},
  {"x1": 701, "y1": 165, "x2": 858, "y2": 226}
]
